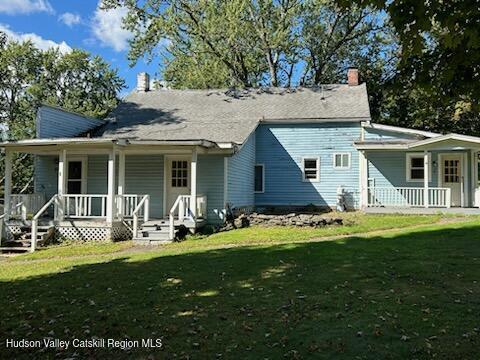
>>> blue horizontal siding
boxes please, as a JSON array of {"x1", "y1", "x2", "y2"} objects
[
  {"x1": 124, "y1": 155, "x2": 164, "y2": 218},
  {"x1": 227, "y1": 133, "x2": 255, "y2": 209},
  {"x1": 255, "y1": 123, "x2": 361, "y2": 208},
  {"x1": 37, "y1": 106, "x2": 104, "y2": 139},
  {"x1": 34, "y1": 156, "x2": 58, "y2": 200},
  {"x1": 198, "y1": 155, "x2": 225, "y2": 224}
]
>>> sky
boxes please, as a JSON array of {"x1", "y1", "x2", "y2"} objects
[{"x1": 0, "y1": 0, "x2": 159, "y2": 97}]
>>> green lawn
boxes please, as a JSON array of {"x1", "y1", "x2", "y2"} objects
[{"x1": 1, "y1": 214, "x2": 480, "y2": 358}]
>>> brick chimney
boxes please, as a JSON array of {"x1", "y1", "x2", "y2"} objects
[
  {"x1": 347, "y1": 68, "x2": 359, "y2": 86},
  {"x1": 137, "y1": 72, "x2": 150, "y2": 92}
]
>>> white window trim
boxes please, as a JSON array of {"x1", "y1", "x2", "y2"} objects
[
  {"x1": 333, "y1": 152, "x2": 351, "y2": 169},
  {"x1": 254, "y1": 163, "x2": 265, "y2": 193},
  {"x1": 406, "y1": 152, "x2": 432, "y2": 182},
  {"x1": 302, "y1": 156, "x2": 320, "y2": 182},
  {"x1": 66, "y1": 156, "x2": 88, "y2": 194}
]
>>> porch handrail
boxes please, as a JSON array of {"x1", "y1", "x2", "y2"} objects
[
  {"x1": 168, "y1": 194, "x2": 207, "y2": 240},
  {"x1": 169, "y1": 195, "x2": 184, "y2": 240},
  {"x1": 132, "y1": 195, "x2": 150, "y2": 239},
  {"x1": 31, "y1": 194, "x2": 60, "y2": 252}
]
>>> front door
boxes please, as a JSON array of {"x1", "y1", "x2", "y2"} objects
[
  {"x1": 441, "y1": 154, "x2": 463, "y2": 207},
  {"x1": 166, "y1": 157, "x2": 191, "y2": 213}
]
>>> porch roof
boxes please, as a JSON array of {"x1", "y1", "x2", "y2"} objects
[
  {"x1": 0, "y1": 137, "x2": 222, "y2": 153},
  {"x1": 355, "y1": 133, "x2": 480, "y2": 151}
]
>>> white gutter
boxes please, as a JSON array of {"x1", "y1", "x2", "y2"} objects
[{"x1": 363, "y1": 122, "x2": 440, "y2": 138}]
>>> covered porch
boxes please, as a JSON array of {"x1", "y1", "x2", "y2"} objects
[
  {"x1": 357, "y1": 134, "x2": 480, "y2": 211},
  {"x1": 1, "y1": 138, "x2": 229, "y2": 251}
]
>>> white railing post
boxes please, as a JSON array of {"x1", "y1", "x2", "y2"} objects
[
  {"x1": 106, "y1": 149, "x2": 116, "y2": 223},
  {"x1": 144, "y1": 195, "x2": 150, "y2": 222},
  {"x1": 31, "y1": 219, "x2": 37, "y2": 252},
  {"x1": 179, "y1": 198, "x2": 185, "y2": 221},
  {"x1": 133, "y1": 215, "x2": 138, "y2": 239},
  {"x1": 191, "y1": 148, "x2": 197, "y2": 219},
  {"x1": 4, "y1": 149, "x2": 12, "y2": 221},
  {"x1": 446, "y1": 188, "x2": 452, "y2": 208},
  {"x1": 424, "y1": 151, "x2": 430, "y2": 208},
  {"x1": 359, "y1": 150, "x2": 368, "y2": 209},
  {"x1": 57, "y1": 150, "x2": 67, "y2": 221},
  {"x1": 117, "y1": 151, "x2": 125, "y2": 219}
]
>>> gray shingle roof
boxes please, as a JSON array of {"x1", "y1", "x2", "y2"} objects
[{"x1": 96, "y1": 84, "x2": 370, "y2": 145}]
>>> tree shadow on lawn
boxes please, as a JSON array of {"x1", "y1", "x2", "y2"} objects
[{"x1": 1, "y1": 225, "x2": 480, "y2": 359}]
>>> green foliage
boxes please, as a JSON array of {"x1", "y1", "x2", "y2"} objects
[
  {"x1": 343, "y1": 0, "x2": 480, "y2": 133},
  {"x1": 101, "y1": 0, "x2": 386, "y2": 88},
  {"x1": 0, "y1": 33, "x2": 125, "y2": 193}
]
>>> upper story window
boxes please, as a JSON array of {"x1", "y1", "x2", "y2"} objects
[
  {"x1": 254, "y1": 164, "x2": 264, "y2": 193},
  {"x1": 406, "y1": 153, "x2": 431, "y2": 182},
  {"x1": 302, "y1": 157, "x2": 319, "y2": 182},
  {"x1": 333, "y1": 153, "x2": 351, "y2": 169}
]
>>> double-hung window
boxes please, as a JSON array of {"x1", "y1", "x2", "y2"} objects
[
  {"x1": 406, "y1": 153, "x2": 431, "y2": 182},
  {"x1": 302, "y1": 157, "x2": 320, "y2": 182},
  {"x1": 333, "y1": 153, "x2": 351, "y2": 169}
]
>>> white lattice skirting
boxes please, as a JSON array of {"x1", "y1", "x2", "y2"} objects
[{"x1": 54, "y1": 221, "x2": 132, "y2": 242}]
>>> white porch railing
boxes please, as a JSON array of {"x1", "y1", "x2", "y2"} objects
[
  {"x1": 367, "y1": 187, "x2": 451, "y2": 208},
  {"x1": 63, "y1": 194, "x2": 108, "y2": 219},
  {"x1": 169, "y1": 194, "x2": 207, "y2": 240},
  {"x1": 116, "y1": 194, "x2": 144, "y2": 218},
  {"x1": 9, "y1": 193, "x2": 45, "y2": 219}
]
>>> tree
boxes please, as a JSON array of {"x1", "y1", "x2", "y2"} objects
[
  {"x1": 344, "y1": 0, "x2": 480, "y2": 134},
  {"x1": 0, "y1": 34, "x2": 125, "y2": 193},
  {"x1": 101, "y1": 0, "x2": 387, "y2": 88}
]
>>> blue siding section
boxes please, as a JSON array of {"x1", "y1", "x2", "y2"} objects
[
  {"x1": 124, "y1": 155, "x2": 164, "y2": 218},
  {"x1": 87, "y1": 155, "x2": 108, "y2": 194},
  {"x1": 34, "y1": 106, "x2": 105, "y2": 193},
  {"x1": 227, "y1": 133, "x2": 255, "y2": 208},
  {"x1": 198, "y1": 155, "x2": 225, "y2": 224},
  {"x1": 364, "y1": 127, "x2": 419, "y2": 140},
  {"x1": 255, "y1": 123, "x2": 361, "y2": 208},
  {"x1": 34, "y1": 155, "x2": 58, "y2": 200},
  {"x1": 36, "y1": 106, "x2": 104, "y2": 138},
  {"x1": 367, "y1": 151, "x2": 439, "y2": 188}
]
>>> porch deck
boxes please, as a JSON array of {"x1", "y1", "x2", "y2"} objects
[{"x1": 364, "y1": 207, "x2": 480, "y2": 215}]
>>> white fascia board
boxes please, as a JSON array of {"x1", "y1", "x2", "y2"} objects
[{"x1": 364, "y1": 123, "x2": 440, "y2": 138}]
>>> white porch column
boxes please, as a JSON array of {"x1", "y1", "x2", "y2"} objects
[
  {"x1": 4, "y1": 149, "x2": 13, "y2": 220},
  {"x1": 424, "y1": 150, "x2": 429, "y2": 208},
  {"x1": 56, "y1": 149, "x2": 67, "y2": 220},
  {"x1": 191, "y1": 147, "x2": 197, "y2": 219},
  {"x1": 359, "y1": 150, "x2": 368, "y2": 209},
  {"x1": 117, "y1": 150, "x2": 125, "y2": 218},
  {"x1": 106, "y1": 148, "x2": 116, "y2": 223}
]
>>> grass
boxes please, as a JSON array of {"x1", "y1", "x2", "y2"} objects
[{"x1": 1, "y1": 214, "x2": 480, "y2": 358}]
